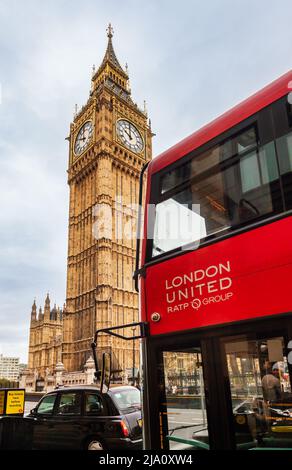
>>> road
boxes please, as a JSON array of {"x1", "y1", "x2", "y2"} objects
[{"x1": 166, "y1": 408, "x2": 209, "y2": 449}]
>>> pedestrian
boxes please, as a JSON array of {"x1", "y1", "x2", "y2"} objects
[{"x1": 262, "y1": 361, "x2": 281, "y2": 402}]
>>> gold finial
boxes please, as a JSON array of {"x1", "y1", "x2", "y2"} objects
[
  {"x1": 107, "y1": 23, "x2": 114, "y2": 38},
  {"x1": 125, "y1": 63, "x2": 128, "y2": 74}
]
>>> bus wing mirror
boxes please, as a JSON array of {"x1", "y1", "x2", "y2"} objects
[{"x1": 100, "y1": 352, "x2": 111, "y2": 393}]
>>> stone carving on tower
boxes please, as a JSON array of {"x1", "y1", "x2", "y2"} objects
[
  {"x1": 28, "y1": 294, "x2": 63, "y2": 379},
  {"x1": 63, "y1": 24, "x2": 152, "y2": 375}
]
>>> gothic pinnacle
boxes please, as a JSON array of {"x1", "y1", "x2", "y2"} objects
[
  {"x1": 45, "y1": 292, "x2": 50, "y2": 306},
  {"x1": 95, "y1": 23, "x2": 128, "y2": 79},
  {"x1": 106, "y1": 23, "x2": 114, "y2": 38}
]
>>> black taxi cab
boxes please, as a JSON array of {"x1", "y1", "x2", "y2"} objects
[{"x1": 26, "y1": 385, "x2": 142, "y2": 450}]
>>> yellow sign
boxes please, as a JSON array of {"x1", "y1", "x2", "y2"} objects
[
  {"x1": 6, "y1": 390, "x2": 25, "y2": 415},
  {"x1": 0, "y1": 390, "x2": 5, "y2": 415}
]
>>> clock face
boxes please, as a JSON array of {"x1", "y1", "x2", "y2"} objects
[
  {"x1": 116, "y1": 119, "x2": 144, "y2": 153},
  {"x1": 74, "y1": 121, "x2": 93, "y2": 156}
]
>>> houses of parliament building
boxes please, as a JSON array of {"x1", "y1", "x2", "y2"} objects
[{"x1": 23, "y1": 25, "x2": 153, "y2": 390}]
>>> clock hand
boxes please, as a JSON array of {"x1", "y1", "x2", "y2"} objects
[{"x1": 124, "y1": 128, "x2": 132, "y2": 139}]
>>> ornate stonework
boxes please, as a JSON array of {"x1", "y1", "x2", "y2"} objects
[
  {"x1": 24, "y1": 26, "x2": 152, "y2": 390},
  {"x1": 28, "y1": 295, "x2": 63, "y2": 380},
  {"x1": 62, "y1": 25, "x2": 152, "y2": 375}
]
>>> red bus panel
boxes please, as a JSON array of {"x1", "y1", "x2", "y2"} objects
[{"x1": 143, "y1": 216, "x2": 292, "y2": 335}]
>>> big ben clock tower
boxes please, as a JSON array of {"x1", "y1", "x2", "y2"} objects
[{"x1": 63, "y1": 24, "x2": 152, "y2": 374}]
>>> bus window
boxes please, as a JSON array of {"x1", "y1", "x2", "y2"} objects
[
  {"x1": 151, "y1": 127, "x2": 284, "y2": 259},
  {"x1": 276, "y1": 130, "x2": 292, "y2": 209},
  {"x1": 240, "y1": 142, "x2": 279, "y2": 193},
  {"x1": 153, "y1": 193, "x2": 207, "y2": 255},
  {"x1": 160, "y1": 127, "x2": 257, "y2": 195},
  {"x1": 224, "y1": 336, "x2": 292, "y2": 449},
  {"x1": 277, "y1": 131, "x2": 292, "y2": 174},
  {"x1": 159, "y1": 348, "x2": 209, "y2": 450}
]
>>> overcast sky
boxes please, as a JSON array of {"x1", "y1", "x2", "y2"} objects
[{"x1": 1, "y1": 0, "x2": 292, "y2": 362}]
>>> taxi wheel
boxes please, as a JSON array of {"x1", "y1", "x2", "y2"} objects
[{"x1": 87, "y1": 439, "x2": 104, "y2": 451}]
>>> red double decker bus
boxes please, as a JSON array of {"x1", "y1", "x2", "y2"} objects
[{"x1": 136, "y1": 71, "x2": 292, "y2": 450}]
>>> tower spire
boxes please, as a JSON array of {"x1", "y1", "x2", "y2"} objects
[
  {"x1": 31, "y1": 299, "x2": 37, "y2": 321},
  {"x1": 44, "y1": 292, "x2": 50, "y2": 321},
  {"x1": 94, "y1": 24, "x2": 128, "y2": 81},
  {"x1": 38, "y1": 306, "x2": 43, "y2": 321},
  {"x1": 106, "y1": 23, "x2": 114, "y2": 39},
  {"x1": 45, "y1": 292, "x2": 50, "y2": 306}
]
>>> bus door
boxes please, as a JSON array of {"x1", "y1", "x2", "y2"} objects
[
  {"x1": 158, "y1": 346, "x2": 210, "y2": 450},
  {"x1": 152, "y1": 334, "x2": 231, "y2": 451},
  {"x1": 221, "y1": 327, "x2": 292, "y2": 450},
  {"x1": 152, "y1": 319, "x2": 292, "y2": 450}
]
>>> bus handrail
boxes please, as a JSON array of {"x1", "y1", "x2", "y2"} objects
[{"x1": 166, "y1": 435, "x2": 210, "y2": 450}]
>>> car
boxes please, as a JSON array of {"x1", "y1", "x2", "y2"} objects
[{"x1": 25, "y1": 385, "x2": 142, "y2": 450}]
